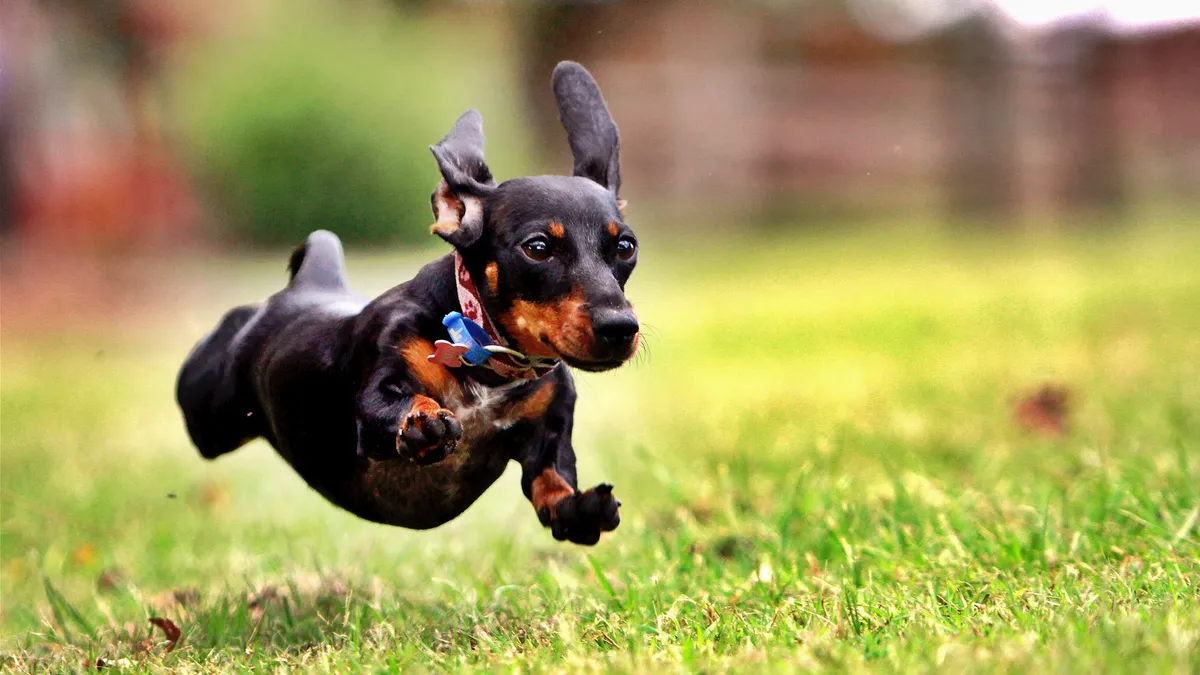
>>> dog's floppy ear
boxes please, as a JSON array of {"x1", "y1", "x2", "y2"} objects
[
  {"x1": 430, "y1": 109, "x2": 496, "y2": 248},
  {"x1": 552, "y1": 61, "x2": 622, "y2": 198}
]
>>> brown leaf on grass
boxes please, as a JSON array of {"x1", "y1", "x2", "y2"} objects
[
  {"x1": 148, "y1": 617, "x2": 181, "y2": 652},
  {"x1": 1014, "y1": 384, "x2": 1071, "y2": 437},
  {"x1": 96, "y1": 568, "x2": 125, "y2": 591}
]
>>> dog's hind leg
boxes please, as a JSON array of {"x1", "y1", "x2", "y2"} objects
[{"x1": 176, "y1": 304, "x2": 264, "y2": 459}]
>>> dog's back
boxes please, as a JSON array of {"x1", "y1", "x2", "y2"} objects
[{"x1": 176, "y1": 230, "x2": 365, "y2": 460}]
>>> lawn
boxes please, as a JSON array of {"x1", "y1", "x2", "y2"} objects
[{"x1": 2, "y1": 217, "x2": 1199, "y2": 672}]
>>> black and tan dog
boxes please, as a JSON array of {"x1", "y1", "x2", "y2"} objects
[{"x1": 176, "y1": 62, "x2": 638, "y2": 546}]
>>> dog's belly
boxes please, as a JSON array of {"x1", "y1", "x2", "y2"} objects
[
  {"x1": 355, "y1": 381, "x2": 536, "y2": 529},
  {"x1": 357, "y1": 438, "x2": 511, "y2": 529}
]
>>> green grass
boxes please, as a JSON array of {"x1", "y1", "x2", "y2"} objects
[{"x1": 3, "y1": 219, "x2": 1200, "y2": 672}]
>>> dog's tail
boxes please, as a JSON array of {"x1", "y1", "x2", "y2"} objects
[{"x1": 287, "y1": 230, "x2": 350, "y2": 290}]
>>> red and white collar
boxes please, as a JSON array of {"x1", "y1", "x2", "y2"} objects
[{"x1": 453, "y1": 252, "x2": 559, "y2": 381}]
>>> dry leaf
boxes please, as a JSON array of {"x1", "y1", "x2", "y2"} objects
[
  {"x1": 96, "y1": 568, "x2": 125, "y2": 591},
  {"x1": 1014, "y1": 384, "x2": 1070, "y2": 437},
  {"x1": 148, "y1": 617, "x2": 181, "y2": 652}
]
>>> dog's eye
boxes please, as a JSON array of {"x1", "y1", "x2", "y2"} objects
[
  {"x1": 616, "y1": 237, "x2": 637, "y2": 262},
  {"x1": 522, "y1": 237, "x2": 552, "y2": 262}
]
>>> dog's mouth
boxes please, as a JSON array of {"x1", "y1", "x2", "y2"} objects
[
  {"x1": 552, "y1": 331, "x2": 639, "y2": 372},
  {"x1": 561, "y1": 354, "x2": 629, "y2": 373}
]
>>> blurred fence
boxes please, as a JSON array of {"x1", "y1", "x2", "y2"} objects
[
  {"x1": 520, "y1": 2, "x2": 1200, "y2": 224},
  {"x1": 1, "y1": 0, "x2": 1198, "y2": 255}
]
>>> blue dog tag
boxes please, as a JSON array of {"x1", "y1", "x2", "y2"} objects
[{"x1": 442, "y1": 312, "x2": 494, "y2": 366}]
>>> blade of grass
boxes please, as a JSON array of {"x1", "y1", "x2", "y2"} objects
[
  {"x1": 1170, "y1": 505, "x2": 1199, "y2": 547},
  {"x1": 586, "y1": 554, "x2": 617, "y2": 599},
  {"x1": 42, "y1": 577, "x2": 95, "y2": 640}
]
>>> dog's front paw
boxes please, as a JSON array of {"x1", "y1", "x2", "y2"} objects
[
  {"x1": 540, "y1": 483, "x2": 621, "y2": 546},
  {"x1": 397, "y1": 405, "x2": 462, "y2": 465}
]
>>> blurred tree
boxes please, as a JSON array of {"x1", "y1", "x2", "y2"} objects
[{"x1": 177, "y1": 3, "x2": 469, "y2": 247}]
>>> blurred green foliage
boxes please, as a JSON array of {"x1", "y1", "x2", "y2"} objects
[{"x1": 174, "y1": 3, "x2": 505, "y2": 247}]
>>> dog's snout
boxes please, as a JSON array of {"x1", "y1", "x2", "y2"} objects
[{"x1": 592, "y1": 309, "x2": 639, "y2": 350}]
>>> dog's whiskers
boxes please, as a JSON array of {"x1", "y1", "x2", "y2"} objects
[
  {"x1": 639, "y1": 321, "x2": 663, "y2": 341},
  {"x1": 631, "y1": 332, "x2": 654, "y2": 368}
]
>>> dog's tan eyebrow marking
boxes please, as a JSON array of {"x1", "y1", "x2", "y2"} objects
[
  {"x1": 485, "y1": 262, "x2": 499, "y2": 295},
  {"x1": 548, "y1": 222, "x2": 565, "y2": 238},
  {"x1": 607, "y1": 221, "x2": 619, "y2": 237}
]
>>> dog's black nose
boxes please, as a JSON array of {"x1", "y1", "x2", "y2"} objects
[{"x1": 593, "y1": 309, "x2": 640, "y2": 350}]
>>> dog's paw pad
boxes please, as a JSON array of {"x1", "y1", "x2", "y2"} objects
[{"x1": 397, "y1": 409, "x2": 462, "y2": 465}]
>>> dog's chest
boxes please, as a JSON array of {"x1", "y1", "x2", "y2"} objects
[{"x1": 449, "y1": 380, "x2": 535, "y2": 445}]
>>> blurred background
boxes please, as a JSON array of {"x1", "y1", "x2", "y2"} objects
[{"x1": 2, "y1": 0, "x2": 1199, "y2": 317}]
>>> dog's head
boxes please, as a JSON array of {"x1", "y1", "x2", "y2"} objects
[{"x1": 428, "y1": 62, "x2": 639, "y2": 372}]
